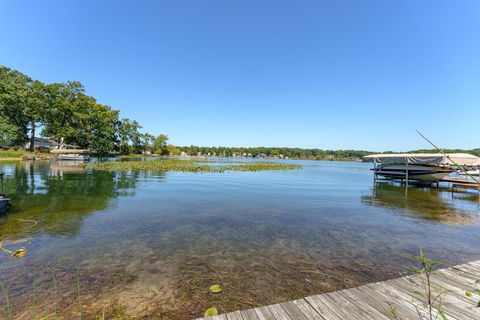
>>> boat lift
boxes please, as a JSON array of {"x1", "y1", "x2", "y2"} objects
[{"x1": 366, "y1": 153, "x2": 480, "y2": 196}]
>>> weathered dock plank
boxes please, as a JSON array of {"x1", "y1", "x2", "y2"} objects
[
  {"x1": 226, "y1": 310, "x2": 246, "y2": 320},
  {"x1": 254, "y1": 306, "x2": 277, "y2": 320},
  {"x1": 304, "y1": 295, "x2": 343, "y2": 320},
  {"x1": 280, "y1": 301, "x2": 312, "y2": 320},
  {"x1": 325, "y1": 291, "x2": 378, "y2": 320},
  {"x1": 196, "y1": 260, "x2": 480, "y2": 320},
  {"x1": 334, "y1": 288, "x2": 390, "y2": 320},
  {"x1": 240, "y1": 308, "x2": 260, "y2": 320},
  {"x1": 387, "y1": 276, "x2": 476, "y2": 320},
  {"x1": 357, "y1": 283, "x2": 421, "y2": 319},
  {"x1": 314, "y1": 294, "x2": 361, "y2": 320},
  {"x1": 453, "y1": 263, "x2": 480, "y2": 278},
  {"x1": 383, "y1": 278, "x2": 460, "y2": 320},
  {"x1": 267, "y1": 303, "x2": 293, "y2": 320},
  {"x1": 291, "y1": 299, "x2": 325, "y2": 320}
]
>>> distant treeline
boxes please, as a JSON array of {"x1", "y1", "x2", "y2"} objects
[
  {"x1": 176, "y1": 146, "x2": 372, "y2": 160},
  {"x1": 176, "y1": 146, "x2": 480, "y2": 160},
  {"x1": 0, "y1": 65, "x2": 171, "y2": 155}
]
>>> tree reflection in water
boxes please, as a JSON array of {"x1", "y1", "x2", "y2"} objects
[{"x1": 0, "y1": 160, "x2": 161, "y2": 239}]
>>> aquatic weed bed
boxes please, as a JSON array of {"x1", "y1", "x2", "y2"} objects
[
  {"x1": 0, "y1": 149, "x2": 35, "y2": 159},
  {"x1": 89, "y1": 159, "x2": 301, "y2": 173}
]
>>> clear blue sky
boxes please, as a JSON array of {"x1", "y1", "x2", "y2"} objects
[{"x1": 1, "y1": 1, "x2": 479, "y2": 151}]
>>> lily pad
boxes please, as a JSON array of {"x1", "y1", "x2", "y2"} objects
[
  {"x1": 204, "y1": 307, "x2": 218, "y2": 317},
  {"x1": 209, "y1": 284, "x2": 222, "y2": 293}
]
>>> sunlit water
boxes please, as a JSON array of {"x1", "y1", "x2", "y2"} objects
[{"x1": 0, "y1": 159, "x2": 479, "y2": 319}]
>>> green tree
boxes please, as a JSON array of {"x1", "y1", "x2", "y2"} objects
[
  {"x1": 0, "y1": 115, "x2": 21, "y2": 146},
  {"x1": 42, "y1": 81, "x2": 86, "y2": 146},
  {"x1": 1, "y1": 65, "x2": 166, "y2": 156},
  {"x1": 0, "y1": 66, "x2": 32, "y2": 145},
  {"x1": 83, "y1": 102, "x2": 120, "y2": 154},
  {"x1": 167, "y1": 144, "x2": 181, "y2": 156},
  {"x1": 25, "y1": 80, "x2": 48, "y2": 150},
  {"x1": 118, "y1": 118, "x2": 143, "y2": 154},
  {"x1": 139, "y1": 133, "x2": 155, "y2": 154},
  {"x1": 153, "y1": 134, "x2": 169, "y2": 155},
  {"x1": 0, "y1": 66, "x2": 50, "y2": 150},
  {"x1": 41, "y1": 81, "x2": 120, "y2": 154}
]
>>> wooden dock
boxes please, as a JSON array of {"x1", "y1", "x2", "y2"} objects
[
  {"x1": 440, "y1": 177, "x2": 480, "y2": 195},
  {"x1": 441, "y1": 177, "x2": 479, "y2": 185},
  {"x1": 197, "y1": 260, "x2": 480, "y2": 320}
]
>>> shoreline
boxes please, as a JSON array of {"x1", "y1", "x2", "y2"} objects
[
  {"x1": 117, "y1": 154, "x2": 364, "y2": 162},
  {"x1": 0, "y1": 154, "x2": 363, "y2": 163}
]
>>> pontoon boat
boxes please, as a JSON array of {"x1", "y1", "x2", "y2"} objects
[{"x1": 363, "y1": 153, "x2": 480, "y2": 182}]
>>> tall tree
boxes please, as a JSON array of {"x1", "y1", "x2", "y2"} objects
[
  {"x1": 42, "y1": 81, "x2": 86, "y2": 146},
  {"x1": 0, "y1": 66, "x2": 49, "y2": 150},
  {"x1": 153, "y1": 134, "x2": 169, "y2": 155},
  {"x1": 1, "y1": 65, "x2": 160, "y2": 155},
  {"x1": 166, "y1": 144, "x2": 181, "y2": 155},
  {"x1": 87, "y1": 104, "x2": 120, "y2": 154},
  {"x1": 25, "y1": 80, "x2": 48, "y2": 151},
  {"x1": 118, "y1": 118, "x2": 143, "y2": 154},
  {"x1": 0, "y1": 66, "x2": 31, "y2": 145},
  {"x1": 0, "y1": 115, "x2": 21, "y2": 146},
  {"x1": 139, "y1": 133, "x2": 155, "y2": 154}
]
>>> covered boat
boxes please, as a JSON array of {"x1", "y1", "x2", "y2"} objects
[{"x1": 363, "y1": 153, "x2": 480, "y2": 182}]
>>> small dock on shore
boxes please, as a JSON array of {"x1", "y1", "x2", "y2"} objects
[
  {"x1": 441, "y1": 177, "x2": 480, "y2": 194},
  {"x1": 197, "y1": 260, "x2": 480, "y2": 320},
  {"x1": 50, "y1": 148, "x2": 90, "y2": 161}
]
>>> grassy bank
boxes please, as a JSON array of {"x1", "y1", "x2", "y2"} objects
[
  {"x1": 0, "y1": 149, "x2": 34, "y2": 160},
  {"x1": 90, "y1": 159, "x2": 301, "y2": 173}
]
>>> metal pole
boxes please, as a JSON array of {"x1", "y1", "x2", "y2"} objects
[
  {"x1": 405, "y1": 160, "x2": 409, "y2": 189},
  {"x1": 474, "y1": 165, "x2": 480, "y2": 201}
]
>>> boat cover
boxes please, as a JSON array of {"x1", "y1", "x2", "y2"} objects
[{"x1": 363, "y1": 153, "x2": 480, "y2": 166}]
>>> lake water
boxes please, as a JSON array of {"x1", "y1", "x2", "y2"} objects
[{"x1": 0, "y1": 159, "x2": 479, "y2": 319}]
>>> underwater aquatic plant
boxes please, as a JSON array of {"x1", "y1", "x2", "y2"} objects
[{"x1": 89, "y1": 159, "x2": 301, "y2": 173}]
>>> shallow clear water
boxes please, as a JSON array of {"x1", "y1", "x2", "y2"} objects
[{"x1": 0, "y1": 159, "x2": 479, "y2": 318}]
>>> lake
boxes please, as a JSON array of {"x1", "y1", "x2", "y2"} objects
[{"x1": 0, "y1": 159, "x2": 479, "y2": 319}]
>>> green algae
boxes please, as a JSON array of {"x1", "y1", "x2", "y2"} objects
[{"x1": 89, "y1": 159, "x2": 301, "y2": 173}]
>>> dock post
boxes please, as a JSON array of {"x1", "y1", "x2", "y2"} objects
[{"x1": 405, "y1": 161, "x2": 409, "y2": 189}]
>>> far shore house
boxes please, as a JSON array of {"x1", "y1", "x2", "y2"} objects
[{"x1": 25, "y1": 137, "x2": 58, "y2": 151}]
